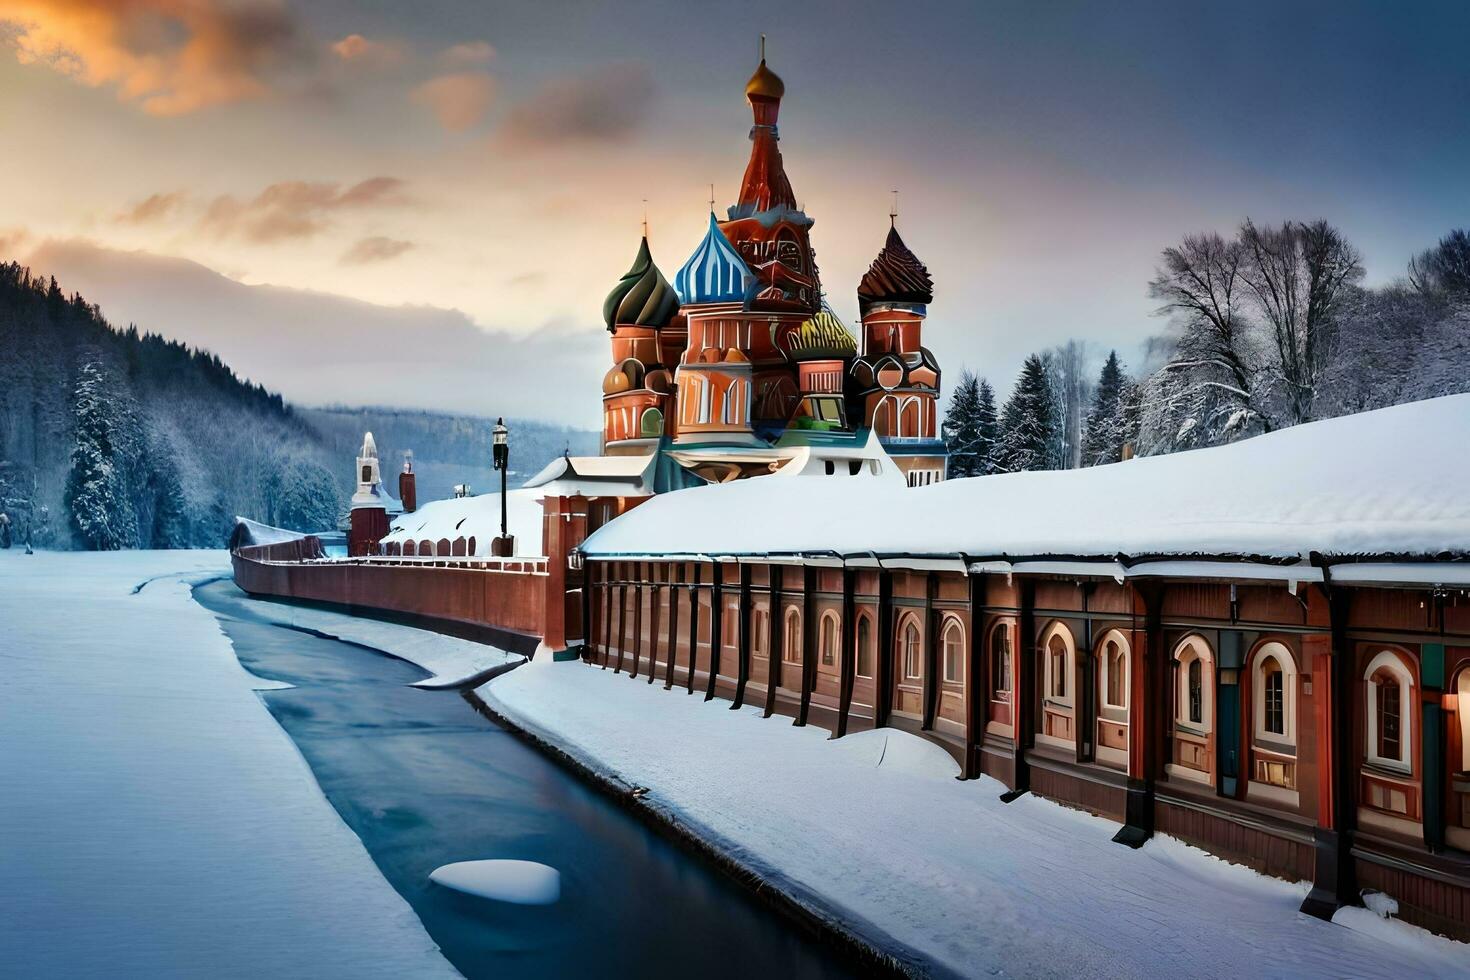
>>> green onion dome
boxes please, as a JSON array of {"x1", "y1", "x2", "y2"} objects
[{"x1": 603, "y1": 236, "x2": 680, "y2": 332}]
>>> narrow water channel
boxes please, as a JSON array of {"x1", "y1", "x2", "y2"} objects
[{"x1": 193, "y1": 580, "x2": 856, "y2": 980}]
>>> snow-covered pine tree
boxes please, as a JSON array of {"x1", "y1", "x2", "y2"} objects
[
  {"x1": 64, "y1": 359, "x2": 139, "y2": 550},
  {"x1": 1081, "y1": 350, "x2": 1127, "y2": 466},
  {"x1": 996, "y1": 355, "x2": 1056, "y2": 472},
  {"x1": 975, "y1": 378, "x2": 1000, "y2": 475},
  {"x1": 942, "y1": 370, "x2": 982, "y2": 478}
]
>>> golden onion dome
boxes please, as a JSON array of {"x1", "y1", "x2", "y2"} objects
[
  {"x1": 745, "y1": 59, "x2": 785, "y2": 100},
  {"x1": 602, "y1": 366, "x2": 633, "y2": 395}
]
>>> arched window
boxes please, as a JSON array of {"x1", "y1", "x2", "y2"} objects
[
  {"x1": 820, "y1": 612, "x2": 839, "y2": 667},
  {"x1": 1457, "y1": 668, "x2": 1470, "y2": 774},
  {"x1": 639, "y1": 407, "x2": 663, "y2": 437},
  {"x1": 942, "y1": 619, "x2": 964, "y2": 683},
  {"x1": 990, "y1": 623, "x2": 1012, "y2": 701},
  {"x1": 1100, "y1": 633, "x2": 1129, "y2": 709},
  {"x1": 1364, "y1": 650, "x2": 1414, "y2": 771},
  {"x1": 1252, "y1": 643, "x2": 1297, "y2": 744},
  {"x1": 722, "y1": 379, "x2": 746, "y2": 425},
  {"x1": 1188, "y1": 659, "x2": 1203, "y2": 724},
  {"x1": 903, "y1": 619, "x2": 922, "y2": 679},
  {"x1": 752, "y1": 607, "x2": 768, "y2": 658},
  {"x1": 1263, "y1": 660, "x2": 1285, "y2": 736},
  {"x1": 856, "y1": 615, "x2": 873, "y2": 678},
  {"x1": 900, "y1": 398, "x2": 920, "y2": 438},
  {"x1": 1044, "y1": 626, "x2": 1072, "y2": 704},
  {"x1": 784, "y1": 608, "x2": 801, "y2": 664}
]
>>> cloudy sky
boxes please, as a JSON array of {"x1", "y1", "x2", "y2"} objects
[{"x1": 2, "y1": 1, "x2": 1467, "y2": 426}]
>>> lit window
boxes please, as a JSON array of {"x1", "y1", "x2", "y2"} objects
[{"x1": 1364, "y1": 651, "x2": 1414, "y2": 770}]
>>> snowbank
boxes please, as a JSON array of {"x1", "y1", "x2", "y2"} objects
[
  {"x1": 480, "y1": 658, "x2": 1469, "y2": 978},
  {"x1": 0, "y1": 551, "x2": 454, "y2": 978},
  {"x1": 233, "y1": 595, "x2": 521, "y2": 687},
  {"x1": 584, "y1": 394, "x2": 1470, "y2": 562},
  {"x1": 383, "y1": 486, "x2": 546, "y2": 556}
]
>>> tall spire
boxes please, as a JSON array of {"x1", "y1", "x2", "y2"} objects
[{"x1": 736, "y1": 41, "x2": 796, "y2": 215}]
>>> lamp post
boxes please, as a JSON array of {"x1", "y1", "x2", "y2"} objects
[{"x1": 492, "y1": 417, "x2": 514, "y2": 556}]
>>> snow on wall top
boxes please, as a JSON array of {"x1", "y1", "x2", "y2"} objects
[
  {"x1": 581, "y1": 394, "x2": 1470, "y2": 562},
  {"x1": 382, "y1": 488, "x2": 546, "y2": 557}
]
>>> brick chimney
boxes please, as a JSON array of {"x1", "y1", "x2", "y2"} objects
[{"x1": 399, "y1": 453, "x2": 417, "y2": 514}]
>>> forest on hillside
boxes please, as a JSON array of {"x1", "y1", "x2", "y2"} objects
[
  {"x1": 944, "y1": 225, "x2": 1470, "y2": 476},
  {"x1": 0, "y1": 262, "x2": 594, "y2": 550},
  {"x1": 0, "y1": 262, "x2": 354, "y2": 549}
]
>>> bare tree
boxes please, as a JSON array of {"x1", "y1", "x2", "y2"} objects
[
  {"x1": 1239, "y1": 219, "x2": 1364, "y2": 425},
  {"x1": 1146, "y1": 232, "x2": 1263, "y2": 441}
]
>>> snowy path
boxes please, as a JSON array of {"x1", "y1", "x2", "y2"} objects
[
  {"x1": 481, "y1": 657, "x2": 1470, "y2": 979},
  {"x1": 0, "y1": 551, "x2": 456, "y2": 979}
]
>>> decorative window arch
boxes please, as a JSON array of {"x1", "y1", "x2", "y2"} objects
[
  {"x1": 855, "y1": 613, "x2": 874, "y2": 678},
  {"x1": 873, "y1": 395, "x2": 898, "y2": 437},
  {"x1": 1252, "y1": 642, "x2": 1298, "y2": 745},
  {"x1": 639, "y1": 407, "x2": 663, "y2": 437},
  {"x1": 1098, "y1": 629, "x2": 1130, "y2": 710},
  {"x1": 942, "y1": 617, "x2": 965, "y2": 683},
  {"x1": 819, "y1": 610, "x2": 840, "y2": 667},
  {"x1": 901, "y1": 616, "x2": 923, "y2": 680},
  {"x1": 990, "y1": 622, "x2": 1012, "y2": 701},
  {"x1": 783, "y1": 607, "x2": 802, "y2": 664},
  {"x1": 721, "y1": 378, "x2": 748, "y2": 426},
  {"x1": 1042, "y1": 622, "x2": 1073, "y2": 706},
  {"x1": 899, "y1": 397, "x2": 920, "y2": 438},
  {"x1": 1173, "y1": 635, "x2": 1214, "y2": 730},
  {"x1": 1364, "y1": 649, "x2": 1415, "y2": 772}
]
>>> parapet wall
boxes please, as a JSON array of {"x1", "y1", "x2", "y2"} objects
[{"x1": 231, "y1": 553, "x2": 548, "y2": 642}]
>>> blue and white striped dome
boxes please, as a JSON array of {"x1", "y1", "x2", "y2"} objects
[{"x1": 674, "y1": 213, "x2": 753, "y2": 306}]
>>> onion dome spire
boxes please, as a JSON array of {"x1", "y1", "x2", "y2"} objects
[
  {"x1": 603, "y1": 236, "x2": 680, "y2": 332},
  {"x1": 857, "y1": 222, "x2": 934, "y2": 311},
  {"x1": 675, "y1": 213, "x2": 754, "y2": 305},
  {"x1": 736, "y1": 42, "x2": 797, "y2": 216}
]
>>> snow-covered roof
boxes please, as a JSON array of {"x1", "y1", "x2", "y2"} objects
[
  {"x1": 232, "y1": 516, "x2": 307, "y2": 547},
  {"x1": 581, "y1": 394, "x2": 1470, "y2": 565},
  {"x1": 382, "y1": 488, "x2": 545, "y2": 557},
  {"x1": 521, "y1": 453, "x2": 656, "y2": 496}
]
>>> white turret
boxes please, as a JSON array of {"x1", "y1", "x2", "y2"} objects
[{"x1": 351, "y1": 431, "x2": 385, "y2": 509}]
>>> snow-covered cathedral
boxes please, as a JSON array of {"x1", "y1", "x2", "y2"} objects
[{"x1": 546, "y1": 51, "x2": 948, "y2": 493}]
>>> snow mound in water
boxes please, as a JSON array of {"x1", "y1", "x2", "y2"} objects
[
  {"x1": 429, "y1": 860, "x2": 560, "y2": 905},
  {"x1": 830, "y1": 729, "x2": 960, "y2": 779}
]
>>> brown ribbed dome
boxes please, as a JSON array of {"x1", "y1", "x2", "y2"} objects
[
  {"x1": 745, "y1": 59, "x2": 784, "y2": 100},
  {"x1": 857, "y1": 224, "x2": 933, "y2": 309}
]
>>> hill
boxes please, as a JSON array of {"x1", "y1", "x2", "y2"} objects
[{"x1": 0, "y1": 261, "x2": 597, "y2": 549}]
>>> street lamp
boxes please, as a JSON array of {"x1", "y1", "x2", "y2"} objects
[{"x1": 491, "y1": 418, "x2": 514, "y2": 556}]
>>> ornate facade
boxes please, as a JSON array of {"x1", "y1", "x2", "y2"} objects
[{"x1": 595, "y1": 55, "x2": 948, "y2": 487}]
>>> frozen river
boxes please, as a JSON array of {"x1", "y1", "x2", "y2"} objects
[{"x1": 193, "y1": 580, "x2": 857, "y2": 979}]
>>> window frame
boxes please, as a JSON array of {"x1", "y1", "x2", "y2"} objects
[
  {"x1": 941, "y1": 617, "x2": 964, "y2": 685},
  {"x1": 1098, "y1": 629, "x2": 1130, "y2": 710},
  {"x1": 1251, "y1": 642, "x2": 1297, "y2": 747},
  {"x1": 990, "y1": 622, "x2": 1012, "y2": 702},
  {"x1": 1363, "y1": 649, "x2": 1415, "y2": 774},
  {"x1": 901, "y1": 617, "x2": 923, "y2": 681},
  {"x1": 1041, "y1": 622, "x2": 1074, "y2": 707}
]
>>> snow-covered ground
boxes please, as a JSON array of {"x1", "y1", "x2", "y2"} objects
[
  {"x1": 0, "y1": 551, "x2": 456, "y2": 979},
  {"x1": 482, "y1": 656, "x2": 1470, "y2": 979}
]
